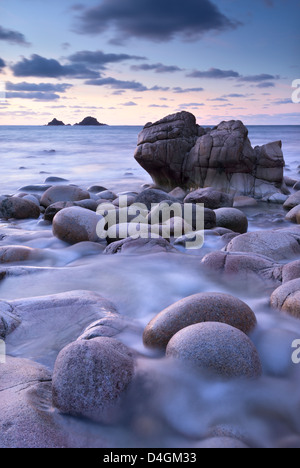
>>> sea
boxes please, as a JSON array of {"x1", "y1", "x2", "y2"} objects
[
  {"x1": 0, "y1": 124, "x2": 300, "y2": 448},
  {"x1": 0, "y1": 125, "x2": 299, "y2": 194}
]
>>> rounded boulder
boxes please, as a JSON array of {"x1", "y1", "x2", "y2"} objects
[
  {"x1": 166, "y1": 322, "x2": 262, "y2": 379},
  {"x1": 143, "y1": 292, "x2": 257, "y2": 350},
  {"x1": 41, "y1": 185, "x2": 90, "y2": 207},
  {"x1": 52, "y1": 337, "x2": 135, "y2": 423},
  {"x1": 215, "y1": 208, "x2": 248, "y2": 234},
  {"x1": 53, "y1": 206, "x2": 102, "y2": 244},
  {"x1": 0, "y1": 197, "x2": 40, "y2": 220}
]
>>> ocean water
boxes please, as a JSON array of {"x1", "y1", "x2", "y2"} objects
[
  {"x1": 0, "y1": 125, "x2": 147, "y2": 194},
  {"x1": 1, "y1": 124, "x2": 300, "y2": 448},
  {"x1": 0, "y1": 125, "x2": 299, "y2": 194}
]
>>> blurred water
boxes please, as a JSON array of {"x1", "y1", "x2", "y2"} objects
[{"x1": 0, "y1": 125, "x2": 147, "y2": 194}]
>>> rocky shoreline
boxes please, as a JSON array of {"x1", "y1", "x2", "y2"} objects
[{"x1": 1, "y1": 112, "x2": 300, "y2": 448}]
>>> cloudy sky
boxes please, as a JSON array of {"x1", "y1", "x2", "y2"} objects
[{"x1": 0, "y1": 0, "x2": 299, "y2": 125}]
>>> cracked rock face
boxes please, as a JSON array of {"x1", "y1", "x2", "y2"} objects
[{"x1": 134, "y1": 111, "x2": 285, "y2": 198}]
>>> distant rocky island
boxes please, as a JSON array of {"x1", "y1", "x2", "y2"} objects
[
  {"x1": 47, "y1": 116, "x2": 107, "y2": 127},
  {"x1": 47, "y1": 118, "x2": 65, "y2": 126}
]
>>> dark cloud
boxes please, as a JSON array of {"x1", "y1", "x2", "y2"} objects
[
  {"x1": 212, "y1": 103, "x2": 233, "y2": 107},
  {"x1": 148, "y1": 104, "x2": 169, "y2": 108},
  {"x1": 85, "y1": 77, "x2": 147, "y2": 91},
  {"x1": 6, "y1": 91, "x2": 60, "y2": 101},
  {"x1": 149, "y1": 85, "x2": 170, "y2": 92},
  {"x1": 61, "y1": 42, "x2": 71, "y2": 50},
  {"x1": 0, "y1": 25, "x2": 30, "y2": 46},
  {"x1": 112, "y1": 90, "x2": 125, "y2": 95},
  {"x1": 256, "y1": 82, "x2": 275, "y2": 88},
  {"x1": 86, "y1": 79, "x2": 174, "y2": 93},
  {"x1": 12, "y1": 54, "x2": 100, "y2": 79},
  {"x1": 207, "y1": 97, "x2": 228, "y2": 102},
  {"x1": 131, "y1": 63, "x2": 182, "y2": 73},
  {"x1": 274, "y1": 98, "x2": 292, "y2": 105},
  {"x1": 179, "y1": 102, "x2": 204, "y2": 107},
  {"x1": 239, "y1": 73, "x2": 278, "y2": 82},
  {"x1": 187, "y1": 68, "x2": 240, "y2": 79},
  {"x1": 122, "y1": 101, "x2": 137, "y2": 106},
  {"x1": 0, "y1": 58, "x2": 5, "y2": 70},
  {"x1": 6, "y1": 82, "x2": 72, "y2": 92},
  {"x1": 223, "y1": 93, "x2": 247, "y2": 98},
  {"x1": 68, "y1": 50, "x2": 146, "y2": 69},
  {"x1": 173, "y1": 87, "x2": 204, "y2": 93},
  {"x1": 74, "y1": 0, "x2": 238, "y2": 42}
]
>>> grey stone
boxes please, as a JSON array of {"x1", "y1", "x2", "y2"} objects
[
  {"x1": 282, "y1": 260, "x2": 300, "y2": 283},
  {"x1": 22, "y1": 194, "x2": 40, "y2": 207},
  {"x1": 44, "y1": 201, "x2": 74, "y2": 222},
  {"x1": 214, "y1": 207, "x2": 248, "y2": 234},
  {"x1": 184, "y1": 188, "x2": 234, "y2": 209},
  {"x1": 18, "y1": 184, "x2": 52, "y2": 192},
  {"x1": 201, "y1": 251, "x2": 282, "y2": 287},
  {"x1": 3, "y1": 290, "x2": 118, "y2": 363},
  {"x1": 96, "y1": 190, "x2": 117, "y2": 201},
  {"x1": 143, "y1": 292, "x2": 257, "y2": 350},
  {"x1": 233, "y1": 196, "x2": 258, "y2": 208},
  {"x1": 271, "y1": 279, "x2": 300, "y2": 318},
  {"x1": 168, "y1": 187, "x2": 188, "y2": 200},
  {"x1": 284, "y1": 177, "x2": 298, "y2": 187},
  {"x1": 104, "y1": 236, "x2": 176, "y2": 255},
  {"x1": 225, "y1": 227, "x2": 300, "y2": 261},
  {"x1": 45, "y1": 177, "x2": 69, "y2": 183},
  {"x1": 77, "y1": 316, "x2": 142, "y2": 341},
  {"x1": 52, "y1": 337, "x2": 135, "y2": 423},
  {"x1": 166, "y1": 322, "x2": 262, "y2": 379},
  {"x1": 73, "y1": 199, "x2": 98, "y2": 211},
  {"x1": 0, "y1": 246, "x2": 37, "y2": 264},
  {"x1": 87, "y1": 185, "x2": 107, "y2": 193},
  {"x1": 134, "y1": 188, "x2": 179, "y2": 211},
  {"x1": 53, "y1": 206, "x2": 102, "y2": 244},
  {"x1": 283, "y1": 191, "x2": 300, "y2": 210},
  {"x1": 41, "y1": 185, "x2": 90, "y2": 207},
  {"x1": 0, "y1": 197, "x2": 40, "y2": 220},
  {"x1": 285, "y1": 205, "x2": 300, "y2": 223},
  {"x1": 0, "y1": 356, "x2": 67, "y2": 448}
]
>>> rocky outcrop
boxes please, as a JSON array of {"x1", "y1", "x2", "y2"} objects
[
  {"x1": 75, "y1": 116, "x2": 106, "y2": 126},
  {"x1": 134, "y1": 111, "x2": 286, "y2": 199},
  {"x1": 47, "y1": 118, "x2": 65, "y2": 126}
]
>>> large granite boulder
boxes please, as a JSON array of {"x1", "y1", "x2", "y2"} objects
[
  {"x1": 134, "y1": 111, "x2": 286, "y2": 199},
  {"x1": 52, "y1": 338, "x2": 135, "y2": 423}
]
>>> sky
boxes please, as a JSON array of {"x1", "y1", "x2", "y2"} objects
[{"x1": 0, "y1": 0, "x2": 299, "y2": 125}]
